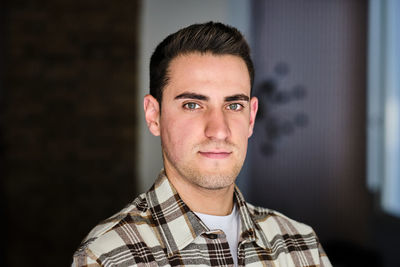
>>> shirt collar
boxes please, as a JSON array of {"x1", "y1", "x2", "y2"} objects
[
  {"x1": 233, "y1": 185, "x2": 271, "y2": 250},
  {"x1": 145, "y1": 170, "x2": 270, "y2": 256}
]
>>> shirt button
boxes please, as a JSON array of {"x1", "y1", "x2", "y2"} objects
[{"x1": 208, "y1": 234, "x2": 218, "y2": 239}]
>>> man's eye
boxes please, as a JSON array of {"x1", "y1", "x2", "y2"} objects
[
  {"x1": 227, "y1": 103, "x2": 243, "y2": 111},
  {"x1": 183, "y1": 102, "x2": 200, "y2": 110}
]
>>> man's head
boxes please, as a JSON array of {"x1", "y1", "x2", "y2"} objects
[
  {"x1": 149, "y1": 21, "x2": 254, "y2": 105},
  {"x1": 144, "y1": 22, "x2": 258, "y2": 193}
]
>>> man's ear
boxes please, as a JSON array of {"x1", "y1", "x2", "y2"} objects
[
  {"x1": 248, "y1": 96, "x2": 258, "y2": 138},
  {"x1": 143, "y1": 94, "x2": 161, "y2": 136}
]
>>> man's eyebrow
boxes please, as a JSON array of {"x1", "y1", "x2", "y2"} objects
[
  {"x1": 174, "y1": 92, "x2": 209, "y2": 101},
  {"x1": 224, "y1": 94, "x2": 250, "y2": 102},
  {"x1": 174, "y1": 93, "x2": 250, "y2": 102}
]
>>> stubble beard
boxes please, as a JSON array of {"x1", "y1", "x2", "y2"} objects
[
  {"x1": 162, "y1": 142, "x2": 245, "y2": 191},
  {"x1": 176, "y1": 161, "x2": 242, "y2": 190}
]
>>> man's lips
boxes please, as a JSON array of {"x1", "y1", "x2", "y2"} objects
[{"x1": 198, "y1": 151, "x2": 232, "y2": 159}]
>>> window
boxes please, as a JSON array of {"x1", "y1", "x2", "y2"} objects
[{"x1": 367, "y1": 0, "x2": 400, "y2": 217}]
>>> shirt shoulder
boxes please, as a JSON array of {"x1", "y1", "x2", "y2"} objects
[
  {"x1": 72, "y1": 193, "x2": 154, "y2": 266},
  {"x1": 246, "y1": 202, "x2": 316, "y2": 239},
  {"x1": 245, "y1": 203, "x2": 333, "y2": 267}
]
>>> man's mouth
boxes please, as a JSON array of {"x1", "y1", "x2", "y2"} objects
[{"x1": 198, "y1": 151, "x2": 232, "y2": 159}]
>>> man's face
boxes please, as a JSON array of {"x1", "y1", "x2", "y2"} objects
[{"x1": 145, "y1": 53, "x2": 258, "y2": 190}]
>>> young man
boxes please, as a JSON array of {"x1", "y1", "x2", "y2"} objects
[{"x1": 73, "y1": 22, "x2": 332, "y2": 267}]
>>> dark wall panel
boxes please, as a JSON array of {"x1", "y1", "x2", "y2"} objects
[{"x1": 2, "y1": 1, "x2": 141, "y2": 266}]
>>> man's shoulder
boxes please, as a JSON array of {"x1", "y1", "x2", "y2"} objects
[
  {"x1": 244, "y1": 202, "x2": 332, "y2": 267},
  {"x1": 73, "y1": 192, "x2": 152, "y2": 263},
  {"x1": 246, "y1": 202, "x2": 315, "y2": 236}
]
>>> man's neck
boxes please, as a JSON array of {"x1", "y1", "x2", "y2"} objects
[{"x1": 166, "y1": 171, "x2": 235, "y2": 216}]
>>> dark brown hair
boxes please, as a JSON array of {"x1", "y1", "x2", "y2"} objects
[{"x1": 149, "y1": 21, "x2": 254, "y2": 104}]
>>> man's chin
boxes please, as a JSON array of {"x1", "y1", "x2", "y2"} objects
[
  {"x1": 197, "y1": 183, "x2": 235, "y2": 191},
  {"x1": 188, "y1": 172, "x2": 237, "y2": 190}
]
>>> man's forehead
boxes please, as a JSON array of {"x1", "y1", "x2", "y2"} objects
[
  {"x1": 161, "y1": 53, "x2": 251, "y2": 102},
  {"x1": 168, "y1": 52, "x2": 249, "y2": 76}
]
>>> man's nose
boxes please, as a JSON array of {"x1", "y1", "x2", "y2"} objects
[{"x1": 204, "y1": 109, "x2": 231, "y2": 140}]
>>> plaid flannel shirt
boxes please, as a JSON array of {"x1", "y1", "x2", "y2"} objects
[{"x1": 73, "y1": 171, "x2": 332, "y2": 266}]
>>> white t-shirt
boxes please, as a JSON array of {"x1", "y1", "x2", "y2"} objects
[{"x1": 195, "y1": 204, "x2": 241, "y2": 267}]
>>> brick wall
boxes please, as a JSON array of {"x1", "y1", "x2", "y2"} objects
[{"x1": 2, "y1": 1, "x2": 141, "y2": 266}]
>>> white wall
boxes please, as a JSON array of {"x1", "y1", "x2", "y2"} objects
[{"x1": 137, "y1": 0, "x2": 251, "y2": 192}]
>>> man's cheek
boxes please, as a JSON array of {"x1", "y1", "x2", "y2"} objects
[{"x1": 167, "y1": 128, "x2": 191, "y2": 150}]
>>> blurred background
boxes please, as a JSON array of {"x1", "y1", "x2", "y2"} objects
[{"x1": 1, "y1": 0, "x2": 399, "y2": 266}]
